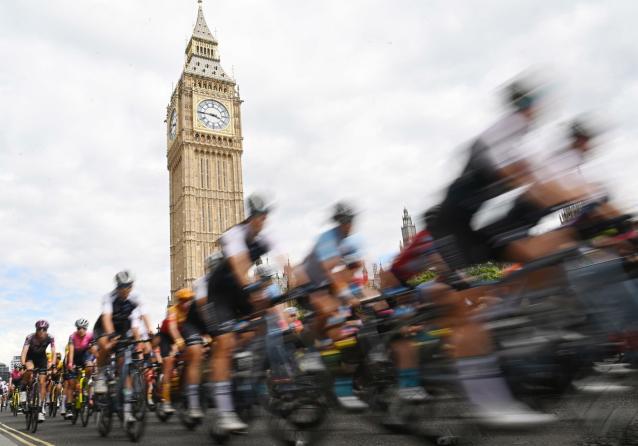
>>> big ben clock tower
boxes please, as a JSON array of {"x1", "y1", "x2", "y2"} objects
[{"x1": 167, "y1": 0, "x2": 245, "y2": 296}]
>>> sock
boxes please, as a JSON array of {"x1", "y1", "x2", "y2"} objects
[
  {"x1": 398, "y1": 368, "x2": 420, "y2": 389},
  {"x1": 333, "y1": 376, "x2": 353, "y2": 397},
  {"x1": 456, "y1": 355, "x2": 516, "y2": 411},
  {"x1": 187, "y1": 384, "x2": 200, "y2": 409},
  {"x1": 61, "y1": 395, "x2": 66, "y2": 406},
  {"x1": 162, "y1": 382, "x2": 171, "y2": 402},
  {"x1": 213, "y1": 381, "x2": 234, "y2": 413}
]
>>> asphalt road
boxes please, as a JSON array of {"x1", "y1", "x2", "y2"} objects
[{"x1": 1, "y1": 371, "x2": 637, "y2": 446}]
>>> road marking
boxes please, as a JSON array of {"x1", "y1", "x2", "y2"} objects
[
  {"x1": 0, "y1": 426, "x2": 38, "y2": 446},
  {"x1": 0, "y1": 423, "x2": 55, "y2": 446}
]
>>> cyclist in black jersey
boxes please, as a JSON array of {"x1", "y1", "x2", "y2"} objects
[
  {"x1": 93, "y1": 270, "x2": 153, "y2": 423},
  {"x1": 21, "y1": 320, "x2": 55, "y2": 422},
  {"x1": 205, "y1": 193, "x2": 277, "y2": 433}
]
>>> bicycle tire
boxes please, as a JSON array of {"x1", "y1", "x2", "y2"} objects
[
  {"x1": 80, "y1": 387, "x2": 91, "y2": 427},
  {"x1": 50, "y1": 389, "x2": 58, "y2": 418},
  {"x1": 30, "y1": 381, "x2": 39, "y2": 434},
  {"x1": 126, "y1": 368, "x2": 148, "y2": 442},
  {"x1": 96, "y1": 397, "x2": 112, "y2": 437}
]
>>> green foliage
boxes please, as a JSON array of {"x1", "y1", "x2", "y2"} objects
[
  {"x1": 407, "y1": 270, "x2": 437, "y2": 286},
  {"x1": 407, "y1": 262, "x2": 505, "y2": 286},
  {"x1": 463, "y1": 262, "x2": 504, "y2": 281}
]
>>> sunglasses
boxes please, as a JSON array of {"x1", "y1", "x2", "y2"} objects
[{"x1": 36, "y1": 328, "x2": 48, "y2": 332}]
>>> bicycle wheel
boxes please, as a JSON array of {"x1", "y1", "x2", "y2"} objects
[
  {"x1": 126, "y1": 370, "x2": 148, "y2": 442},
  {"x1": 80, "y1": 387, "x2": 91, "y2": 427},
  {"x1": 96, "y1": 395, "x2": 112, "y2": 437},
  {"x1": 12, "y1": 394, "x2": 18, "y2": 417},
  {"x1": 30, "y1": 382, "x2": 39, "y2": 434},
  {"x1": 25, "y1": 393, "x2": 32, "y2": 431},
  {"x1": 50, "y1": 388, "x2": 58, "y2": 418}
]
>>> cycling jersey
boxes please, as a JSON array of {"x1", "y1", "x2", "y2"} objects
[
  {"x1": 10, "y1": 369, "x2": 22, "y2": 382},
  {"x1": 94, "y1": 290, "x2": 146, "y2": 336},
  {"x1": 391, "y1": 230, "x2": 437, "y2": 283},
  {"x1": 303, "y1": 227, "x2": 360, "y2": 286},
  {"x1": 68, "y1": 331, "x2": 94, "y2": 352},
  {"x1": 194, "y1": 274, "x2": 209, "y2": 300},
  {"x1": 431, "y1": 112, "x2": 538, "y2": 268},
  {"x1": 207, "y1": 222, "x2": 274, "y2": 335},
  {"x1": 24, "y1": 333, "x2": 55, "y2": 355}
]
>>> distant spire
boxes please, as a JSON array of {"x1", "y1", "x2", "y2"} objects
[{"x1": 193, "y1": 0, "x2": 216, "y2": 42}]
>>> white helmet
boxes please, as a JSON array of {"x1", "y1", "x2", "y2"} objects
[
  {"x1": 75, "y1": 318, "x2": 89, "y2": 329},
  {"x1": 255, "y1": 264, "x2": 275, "y2": 279},
  {"x1": 115, "y1": 270, "x2": 135, "y2": 288}
]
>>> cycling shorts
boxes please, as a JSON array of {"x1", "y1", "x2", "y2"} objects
[
  {"x1": 206, "y1": 272, "x2": 253, "y2": 336},
  {"x1": 25, "y1": 350, "x2": 47, "y2": 371}
]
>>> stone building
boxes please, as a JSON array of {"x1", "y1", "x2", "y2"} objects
[
  {"x1": 400, "y1": 207, "x2": 417, "y2": 250},
  {"x1": 166, "y1": 1, "x2": 245, "y2": 296}
]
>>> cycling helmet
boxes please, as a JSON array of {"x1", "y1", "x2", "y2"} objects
[
  {"x1": 115, "y1": 270, "x2": 135, "y2": 288},
  {"x1": 75, "y1": 318, "x2": 89, "y2": 329},
  {"x1": 205, "y1": 251, "x2": 224, "y2": 272},
  {"x1": 255, "y1": 264, "x2": 276, "y2": 280},
  {"x1": 284, "y1": 306, "x2": 298, "y2": 315},
  {"x1": 35, "y1": 320, "x2": 49, "y2": 330},
  {"x1": 246, "y1": 193, "x2": 271, "y2": 219},
  {"x1": 570, "y1": 119, "x2": 596, "y2": 140},
  {"x1": 505, "y1": 80, "x2": 537, "y2": 111},
  {"x1": 333, "y1": 201, "x2": 357, "y2": 225},
  {"x1": 175, "y1": 288, "x2": 195, "y2": 301}
]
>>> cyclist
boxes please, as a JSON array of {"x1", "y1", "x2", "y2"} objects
[
  {"x1": 63, "y1": 319, "x2": 94, "y2": 418},
  {"x1": 47, "y1": 352, "x2": 64, "y2": 415},
  {"x1": 21, "y1": 320, "x2": 55, "y2": 422},
  {"x1": 295, "y1": 202, "x2": 372, "y2": 410},
  {"x1": 424, "y1": 79, "x2": 566, "y2": 425},
  {"x1": 93, "y1": 270, "x2": 154, "y2": 423},
  {"x1": 9, "y1": 364, "x2": 23, "y2": 411},
  {"x1": 205, "y1": 193, "x2": 279, "y2": 433},
  {"x1": 159, "y1": 287, "x2": 206, "y2": 419}
]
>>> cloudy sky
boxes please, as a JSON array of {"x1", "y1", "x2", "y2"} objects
[{"x1": 1, "y1": 0, "x2": 637, "y2": 365}]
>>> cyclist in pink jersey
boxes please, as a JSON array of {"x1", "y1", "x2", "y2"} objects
[{"x1": 62, "y1": 319, "x2": 94, "y2": 418}]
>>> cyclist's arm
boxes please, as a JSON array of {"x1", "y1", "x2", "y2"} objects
[
  {"x1": 166, "y1": 310, "x2": 184, "y2": 346},
  {"x1": 142, "y1": 313, "x2": 153, "y2": 336},
  {"x1": 67, "y1": 341, "x2": 74, "y2": 369},
  {"x1": 221, "y1": 225, "x2": 253, "y2": 287},
  {"x1": 20, "y1": 345, "x2": 28, "y2": 365}
]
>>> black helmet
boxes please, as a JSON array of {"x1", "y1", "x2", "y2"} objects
[
  {"x1": 246, "y1": 193, "x2": 271, "y2": 219},
  {"x1": 505, "y1": 80, "x2": 537, "y2": 111},
  {"x1": 332, "y1": 201, "x2": 356, "y2": 225},
  {"x1": 569, "y1": 119, "x2": 595, "y2": 140}
]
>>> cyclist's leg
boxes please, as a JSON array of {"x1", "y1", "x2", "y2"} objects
[
  {"x1": 182, "y1": 315, "x2": 204, "y2": 411},
  {"x1": 158, "y1": 333, "x2": 174, "y2": 410}
]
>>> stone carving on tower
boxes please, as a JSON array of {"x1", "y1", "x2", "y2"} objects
[
  {"x1": 400, "y1": 207, "x2": 417, "y2": 249},
  {"x1": 167, "y1": 0, "x2": 245, "y2": 296}
]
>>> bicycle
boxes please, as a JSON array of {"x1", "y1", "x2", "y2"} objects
[
  {"x1": 47, "y1": 369, "x2": 61, "y2": 418},
  {"x1": 95, "y1": 337, "x2": 149, "y2": 442},
  {"x1": 10, "y1": 388, "x2": 20, "y2": 416},
  {"x1": 70, "y1": 366, "x2": 92, "y2": 427},
  {"x1": 24, "y1": 368, "x2": 46, "y2": 434}
]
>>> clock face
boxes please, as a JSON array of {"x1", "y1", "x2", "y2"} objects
[
  {"x1": 169, "y1": 110, "x2": 177, "y2": 139},
  {"x1": 197, "y1": 99, "x2": 230, "y2": 130}
]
